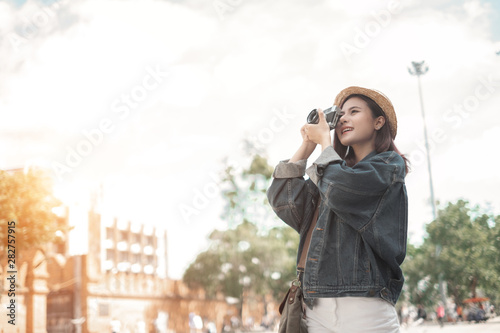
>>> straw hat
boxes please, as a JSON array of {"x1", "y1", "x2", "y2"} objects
[{"x1": 334, "y1": 86, "x2": 397, "y2": 139}]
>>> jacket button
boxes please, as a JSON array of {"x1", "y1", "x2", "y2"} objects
[{"x1": 369, "y1": 290, "x2": 375, "y2": 296}]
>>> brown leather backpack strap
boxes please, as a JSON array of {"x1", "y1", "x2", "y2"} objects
[
  {"x1": 297, "y1": 199, "x2": 320, "y2": 269},
  {"x1": 278, "y1": 279, "x2": 301, "y2": 315},
  {"x1": 278, "y1": 287, "x2": 291, "y2": 315}
]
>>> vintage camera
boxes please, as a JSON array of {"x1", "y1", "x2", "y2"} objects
[{"x1": 307, "y1": 106, "x2": 341, "y2": 130}]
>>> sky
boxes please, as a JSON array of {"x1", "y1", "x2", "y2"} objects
[{"x1": 1, "y1": 0, "x2": 500, "y2": 279}]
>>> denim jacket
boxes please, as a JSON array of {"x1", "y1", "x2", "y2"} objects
[{"x1": 267, "y1": 146, "x2": 408, "y2": 306}]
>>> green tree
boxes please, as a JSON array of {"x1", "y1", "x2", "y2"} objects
[
  {"x1": 402, "y1": 241, "x2": 440, "y2": 307},
  {"x1": 491, "y1": 214, "x2": 500, "y2": 305},
  {"x1": 220, "y1": 152, "x2": 275, "y2": 231},
  {"x1": 403, "y1": 200, "x2": 499, "y2": 306},
  {"x1": 0, "y1": 168, "x2": 64, "y2": 259},
  {"x1": 0, "y1": 168, "x2": 67, "y2": 298},
  {"x1": 183, "y1": 221, "x2": 298, "y2": 300},
  {"x1": 430, "y1": 200, "x2": 498, "y2": 302},
  {"x1": 183, "y1": 151, "x2": 299, "y2": 308}
]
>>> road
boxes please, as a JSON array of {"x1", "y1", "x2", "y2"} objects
[
  {"x1": 252, "y1": 316, "x2": 500, "y2": 333},
  {"x1": 401, "y1": 317, "x2": 500, "y2": 333}
]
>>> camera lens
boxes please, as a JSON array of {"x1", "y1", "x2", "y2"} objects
[{"x1": 307, "y1": 109, "x2": 319, "y2": 124}]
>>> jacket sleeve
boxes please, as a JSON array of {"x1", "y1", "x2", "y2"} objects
[
  {"x1": 267, "y1": 159, "x2": 319, "y2": 234},
  {"x1": 306, "y1": 147, "x2": 405, "y2": 231}
]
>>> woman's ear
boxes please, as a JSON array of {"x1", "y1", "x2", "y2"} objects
[{"x1": 374, "y1": 116, "x2": 386, "y2": 130}]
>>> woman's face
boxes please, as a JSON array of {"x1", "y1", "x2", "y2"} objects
[{"x1": 335, "y1": 96, "x2": 383, "y2": 149}]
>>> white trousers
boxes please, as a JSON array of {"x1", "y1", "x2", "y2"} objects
[{"x1": 305, "y1": 297, "x2": 401, "y2": 333}]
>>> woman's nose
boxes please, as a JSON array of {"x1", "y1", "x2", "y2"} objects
[{"x1": 339, "y1": 114, "x2": 347, "y2": 124}]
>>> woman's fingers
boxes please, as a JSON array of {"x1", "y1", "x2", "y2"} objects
[{"x1": 317, "y1": 109, "x2": 327, "y2": 124}]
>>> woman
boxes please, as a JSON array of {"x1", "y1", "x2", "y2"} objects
[{"x1": 267, "y1": 86, "x2": 408, "y2": 332}]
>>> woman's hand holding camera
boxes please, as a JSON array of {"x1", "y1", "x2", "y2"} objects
[
  {"x1": 289, "y1": 109, "x2": 332, "y2": 162},
  {"x1": 303, "y1": 109, "x2": 332, "y2": 151}
]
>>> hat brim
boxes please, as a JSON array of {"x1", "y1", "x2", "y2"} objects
[{"x1": 334, "y1": 86, "x2": 397, "y2": 139}]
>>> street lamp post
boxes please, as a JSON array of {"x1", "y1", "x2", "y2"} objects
[
  {"x1": 408, "y1": 61, "x2": 437, "y2": 220},
  {"x1": 408, "y1": 61, "x2": 448, "y2": 314}
]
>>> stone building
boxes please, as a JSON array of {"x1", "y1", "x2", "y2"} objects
[
  {"x1": 45, "y1": 198, "x2": 241, "y2": 333},
  {"x1": 1, "y1": 182, "x2": 274, "y2": 333}
]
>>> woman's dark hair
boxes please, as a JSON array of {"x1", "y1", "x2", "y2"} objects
[{"x1": 333, "y1": 94, "x2": 410, "y2": 173}]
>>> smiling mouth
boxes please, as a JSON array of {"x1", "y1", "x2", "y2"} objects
[{"x1": 342, "y1": 128, "x2": 353, "y2": 134}]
